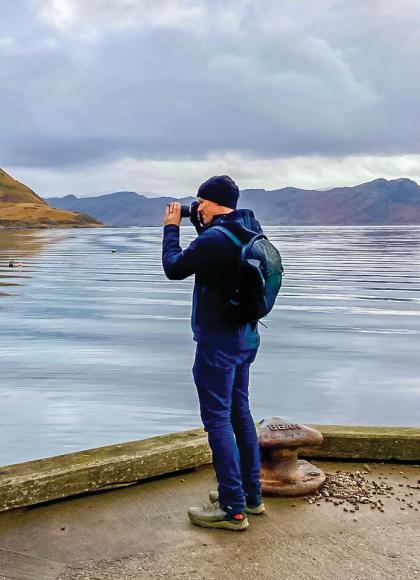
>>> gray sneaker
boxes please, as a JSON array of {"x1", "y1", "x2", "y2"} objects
[
  {"x1": 208, "y1": 491, "x2": 266, "y2": 515},
  {"x1": 188, "y1": 501, "x2": 249, "y2": 531}
]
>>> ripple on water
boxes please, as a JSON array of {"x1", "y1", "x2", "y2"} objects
[{"x1": 0, "y1": 225, "x2": 419, "y2": 465}]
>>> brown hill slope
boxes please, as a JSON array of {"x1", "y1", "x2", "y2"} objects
[
  {"x1": 0, "y1": 168, "x2": 102, "y2": 228},
  {"x1": 0, "y1": 168, "x2": 46, "y2": 205}
]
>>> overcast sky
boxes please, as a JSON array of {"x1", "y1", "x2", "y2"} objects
[{"x1": 2, "y1": 0, "x2": 420, "y2": 197}]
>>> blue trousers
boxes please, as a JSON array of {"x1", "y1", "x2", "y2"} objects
[{"x1": 192, "y1": 342, "x2": 261, "y2": 514}]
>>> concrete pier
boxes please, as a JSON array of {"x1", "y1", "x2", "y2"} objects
[
  {"x1": 0, "y1": 461, "x2": 419, "y2": 579},
  {"x1": 0, "y1": 426, "x2": 419, "y2": 578}
]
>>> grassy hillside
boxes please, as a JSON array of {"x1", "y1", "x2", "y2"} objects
[
  {"x1": 0, "y1": 168, "x2": 102, "y2": 228},
  {"x1": 0, "y1": 203, "x2": 103, "y2": 229},
  {"x1": 0, "y1": 168, "x2": 46, "y2": 205}
]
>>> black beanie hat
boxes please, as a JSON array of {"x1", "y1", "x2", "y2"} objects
[{"x1": 197, "y1": 175, "x2": 239, "y2": 210}]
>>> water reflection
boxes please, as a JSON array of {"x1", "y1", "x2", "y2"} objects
[
  {"x1": 0, "y1": 228, "x2": 50, "y2": 258},
  {"x1": 0, "y1": 229, "x2": 51, "y2": 299}
]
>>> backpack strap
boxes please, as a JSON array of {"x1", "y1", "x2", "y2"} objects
[
  {"x1": 211, "y1": 225, "x2": 243, "y2": 248},
  {"x1": 212, "y1": 225, "x2": 269, "y2": 261}
]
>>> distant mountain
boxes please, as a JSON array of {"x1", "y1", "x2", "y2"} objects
[
  {"x1": 46, "y1": 191, "x2": 179, "y2": 227},
  {"x1": 45, "y1": 178, "x2": 420, "y2": 227},
  {"x1": 0, "y1": 168, "x2": 102, "y2": 229},
  {"x1": 240, "y1": 178, "x2": 420, "y2": 225}
]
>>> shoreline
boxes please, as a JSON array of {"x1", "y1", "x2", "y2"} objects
[
  {"x1": 1, "y1": 424, "x2": 419, "y2": 513},
  {"x1": 0, "y1": 223, "x2": 104, "y2": 230}
]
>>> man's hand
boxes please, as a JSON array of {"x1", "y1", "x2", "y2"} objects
[{"x1": 164, "y1": 202, "x2": 182, "y2": 227}]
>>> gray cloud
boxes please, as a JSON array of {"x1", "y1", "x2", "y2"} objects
[{"x1": 1, "y1": 0, "x2": 420, "y2": 172}]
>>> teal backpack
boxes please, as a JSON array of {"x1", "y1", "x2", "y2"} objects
[{"x1": 212, "y1": 225, "x2": 284, "y2": 325}]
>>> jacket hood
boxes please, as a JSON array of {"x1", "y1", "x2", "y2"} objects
[{"x1": 207, "y1": 209, "x2": 264, "y2": 241}]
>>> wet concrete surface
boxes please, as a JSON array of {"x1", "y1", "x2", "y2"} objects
[{"x1": 0, "y1": 461, "x2": 419, "y2": 579}]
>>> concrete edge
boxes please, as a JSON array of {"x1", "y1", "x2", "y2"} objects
[
  {"x1": 301, "y1": 424, "x2": 420, "y2": 462},
  {"x1": 1, "y1": 425, "x2": 419, "y2": 513}
]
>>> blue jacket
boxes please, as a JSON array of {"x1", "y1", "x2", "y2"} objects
[{"x1": 162, "y1": 209, "x2": 263, "y2": 351}]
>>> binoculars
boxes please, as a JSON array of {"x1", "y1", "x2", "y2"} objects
[{"x1": 180, "y1": 200, "x2": 199, "y2": 219}]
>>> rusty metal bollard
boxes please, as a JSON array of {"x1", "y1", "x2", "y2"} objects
[{"x1": 258, "y1": 417, "x2": 326, "y2": 496}]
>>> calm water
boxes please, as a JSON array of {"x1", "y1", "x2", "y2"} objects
[{"x1": 0, "y1": 226, "x2": 419, "y2": 466}]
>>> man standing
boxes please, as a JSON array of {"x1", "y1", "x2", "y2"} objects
[{"x1": 162, "y1": 175, "x2": 265, "y2": 531}]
